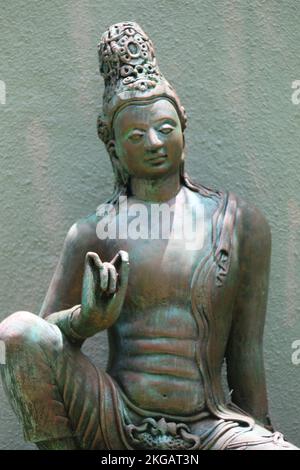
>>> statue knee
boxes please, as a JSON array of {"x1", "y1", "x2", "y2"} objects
[
  {"x1": 0, "y1": 311, "x2": 35, "y2": 343},
  {"x1": 0, "y1": 311, "x2": 61, "y2": 357}
]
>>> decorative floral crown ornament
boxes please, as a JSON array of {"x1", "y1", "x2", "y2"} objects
[{"x1": 97, "y1": 21, "x2": 187, "y2": 146}]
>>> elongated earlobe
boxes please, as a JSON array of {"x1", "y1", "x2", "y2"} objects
[
  {"x1": 107, "y1": 140, "x2": 117, "y2": 159},
  {"x1": 106, "y1": 140, "x2": 129, "y2": 187},
  {"x1": 97, "y1": 114, "x2": 111, "y2": 145}
]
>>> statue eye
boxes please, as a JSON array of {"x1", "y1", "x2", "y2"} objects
[
  {"x1": 158, "y1": 124, "x2": 174, "y2": 135},
  {"x1": 128, "y1": 130, "x2": 144, "y2": 142}
]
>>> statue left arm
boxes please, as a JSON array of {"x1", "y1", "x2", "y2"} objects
[{"x1": 225, "y1": 198, "x2": 273, "y2": 430}]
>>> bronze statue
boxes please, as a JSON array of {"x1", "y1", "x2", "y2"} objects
[{"x1": 0, "y1": 22, "x2": 297, "y2": 450}]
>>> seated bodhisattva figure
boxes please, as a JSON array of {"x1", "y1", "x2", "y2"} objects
[{"x1": 0, "y1": 22, "x2": 298, "y2": 450}]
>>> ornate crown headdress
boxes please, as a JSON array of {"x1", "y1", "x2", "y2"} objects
[{"x1": 97, "y1": 22, "x2": 187, "y2": 146}]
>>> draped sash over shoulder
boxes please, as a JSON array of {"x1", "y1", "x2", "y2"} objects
[{"x1": 190, "y1": 190, "x2": 254, "y2": 428}]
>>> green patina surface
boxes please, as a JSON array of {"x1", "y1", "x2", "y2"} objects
[{"x1": 0, "y1": 0, "x2": 300, "y2": 449}]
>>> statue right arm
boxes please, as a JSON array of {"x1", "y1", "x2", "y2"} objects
[
  {"x1": 39, "y1": 216, "x2": 129, "y2": 344},
  {"x1": 39, "y1": 218, "x2": 97, "y2": 344}
]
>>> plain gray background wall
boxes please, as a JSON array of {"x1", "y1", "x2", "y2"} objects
[{"x1": 0, "y1": 0, "x2": 300, "y2": 449}]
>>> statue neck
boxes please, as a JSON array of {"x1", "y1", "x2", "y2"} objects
[{"x1": 129, "y1": 172, "x2": 181, "y2": 203}]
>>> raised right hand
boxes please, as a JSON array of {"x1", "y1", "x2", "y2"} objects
[{"x1": 72, "y1": 250, "x2": 129, "y2": 338}]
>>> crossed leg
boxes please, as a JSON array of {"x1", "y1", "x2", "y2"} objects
[
  {"x1": 190, "y1": 416, "x2": 298, "y2": 450},
  {"x1": 0, "y1": 311, "x2": 105, "y2": 449}
]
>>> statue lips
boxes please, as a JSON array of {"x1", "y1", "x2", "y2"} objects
[{"x1": 146, "y1": 153, "x2": 168, "y2": 165}]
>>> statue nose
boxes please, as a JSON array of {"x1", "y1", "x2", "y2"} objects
[{"x1": 145, "y1": 128, "x2": 163, "y2": 151}]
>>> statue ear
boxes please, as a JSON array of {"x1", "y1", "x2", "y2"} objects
[
  {"x1": 97, "y1": 114, "x2": 111, "y2": 146},
  {"x1": 107, "y1": 139, "x2": 129, "y2": 186},
  {"x1": 107, "y1": 139, "x2": 117, "y2": 159},
  {"x1": 110, "y1": 140, "x2": 121, "y2": 160}
]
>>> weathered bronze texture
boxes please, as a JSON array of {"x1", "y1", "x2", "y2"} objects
[{"x1": 0, "y1": 22, "x2": 297, "y2": 450}]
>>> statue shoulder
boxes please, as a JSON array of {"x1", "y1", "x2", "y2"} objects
[
  {"x1": 227, "y1": 191, "x2": 271, "y2": 253},
  {"x1": 64, "y1": 212, "x2": 99, "y2": 254}
]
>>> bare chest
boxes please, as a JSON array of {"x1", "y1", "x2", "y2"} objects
[{"x1": 99, "y1": 194, "x2": 212, "y2": 310}]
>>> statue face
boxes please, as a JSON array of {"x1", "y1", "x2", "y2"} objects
[{"x1": 113, "y1": 98, "x2": 184, "y2": 179}]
